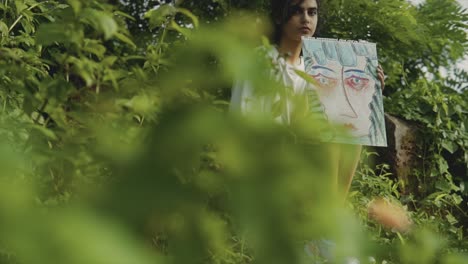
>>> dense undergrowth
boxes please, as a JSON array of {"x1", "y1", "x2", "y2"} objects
[{"x1": 0, "y1": 0, "x2": 467, "y2": 263}]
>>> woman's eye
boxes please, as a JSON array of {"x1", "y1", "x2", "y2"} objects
[{"x1": 308, "y1": 10, "x2": 317, "y2": 16}]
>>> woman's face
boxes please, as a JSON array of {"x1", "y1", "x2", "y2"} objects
[{"x1": 280, "y1": 0, "x2": 318, "y2": 44}]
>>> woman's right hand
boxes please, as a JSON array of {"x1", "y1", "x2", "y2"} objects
[{"x1": 377, "y1": 64, "x2": 385, "y2": 91}]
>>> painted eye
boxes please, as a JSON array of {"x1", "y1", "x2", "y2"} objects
[
  {"x1": 310, "y1": 73, "x2": 338, "y2": 89},
  {"x1": 345, "y1": 75, "x2": 369, "y2": 91}
]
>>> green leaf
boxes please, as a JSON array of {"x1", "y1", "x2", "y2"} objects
[
  {"x1": 83, "y1": 39, "x2": 106, "y2": 59},
  {"x1": 123, "y1": 55, "x2": 146, "y2": 62},
  {"x1": 144, "y1": 5, "x2": 176, "y2": 29},
  {"x1": 438, "y1": 157, "x2": 449, "y2": 174},
  {"x1": 271, "y1": 98, "x2": 286, "y2": 118},
  {"x1": 40, "y1": 78, "x2": 73, "y2": 101},
  {"x1": 103, "y1": 69, "x2": 119, "y2": 91},
  {"x1": 176, "y1": 8, "x2": 199, "y2": 28},
  {"x1": 102, "y1": 56, "x2": 118, "y2": 66},
  {"x1": 36, "y1": 23, "x2": 77, "y2": 46},
  {"x1": 452, "y1": 194, "x2": 463, "y2": 205},
  {"x1": 294, "y1": 69, "x2": 319, "y2": 86},
  {"x1": 435, "y1": 180, "x2": 452, "y2": 192},
  {"x1": 66, "y1": 0, "x2": 81, "y2": 14},
  {"x1": 114, "y1": 32, "x2": 136, "y2": 49},
  {"x1": 56, "y1": 4, "x2": 70, "y2": 10},
  {"x1": 81, "y1": 9, "x2": 118, "y2": 40},
  {"x1": 114, "y1": 10, "x2": 136, "y2": 21},
  {"x1": 20, "y1": 19, "x2": 34, "y2": 34},
  {"x1": 169, "y1": 20, "x2": 193, "y2": 38},
  {"x1": 0, "y1": 21, "x2": 8, "y2": 37},
  {"x1": 441, "y1": 141, "x2": 458, "y2": 154},
  {"x1": 14, "y1": 0, "x2": 27, "y2": 14},
  {"x1": 33, "y1": 125, "x2": 58, "y2": 140},
  {"x1": 445, "y1": 213, "x2": 458, "y2": 225}
]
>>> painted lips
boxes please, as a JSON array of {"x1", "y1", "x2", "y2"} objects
[{"x1": 344, "y1": 123, "x2": 358, "y2": 131}]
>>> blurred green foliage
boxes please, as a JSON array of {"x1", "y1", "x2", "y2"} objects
[{"x1": 0, "y1": 0, "x2": 467, "y2": 263}]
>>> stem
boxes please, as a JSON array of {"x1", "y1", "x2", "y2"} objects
[
  {"x1": 422, "y1": 141, "x2": 427, "y2": 188},
  {"x1": 34, "y1": 99, "x2": 49, "y2": 124},
  {"x1": 43, "y1": 115, "x2": 51, "y2": 127},
  {"x1": 2, "y1": 95, "x2": 6, "y2": 112},
  {"x1": 8, "y1": 1, "x2": 49, "y2": 33},
  {"x1": 455, "y1": 204, "x2": 468, "y2": 217},
  {"x1": 440, "y1": 199, "x2": 468, "y2": 218},
  {"x1": 396, "y1": 232, "x2": 406, "y2": 245},
  {"x1": 159, "y1": 25, "x2": 168, "y2": 53},
  {"x1": 154, "y1": 17, "x2": 170, "y2": 73}
]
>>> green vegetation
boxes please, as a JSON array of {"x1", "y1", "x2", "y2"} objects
[{"x1": 0, "y1": 0, "x2": 467, "y2": 263}]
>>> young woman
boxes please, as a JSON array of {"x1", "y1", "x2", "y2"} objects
[
  {"x1": 230, "y1": 0, "x2": 409, "y2": 263},
  {"x1": 231, "y1": 0, "x2": 392, "y2": 262},
  {"x1": 231, "y1": 0, "x2": 385, "y2": 200}
]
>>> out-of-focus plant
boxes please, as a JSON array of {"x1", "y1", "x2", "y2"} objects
[{"x1": 1, "y1": 0, "x2": 468, "y2": 264}]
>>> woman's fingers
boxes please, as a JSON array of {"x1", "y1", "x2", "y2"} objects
[{"x1": 377, "y1": 64, "x2": 385, "y2": 91}]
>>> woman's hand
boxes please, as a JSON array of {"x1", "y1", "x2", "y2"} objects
[
  {"x1": 377, "y1": 64, "x2": 385, "y2": 91},
  {"x1": 368, "y1": 198, "x2": 412, "y2": 233}
]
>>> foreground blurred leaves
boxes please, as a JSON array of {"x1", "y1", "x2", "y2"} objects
[{"x1": 0, "y1": 0, "x2": 467, "y2": 263}]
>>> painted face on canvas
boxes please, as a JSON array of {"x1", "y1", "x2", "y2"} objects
[
  {"x1": 281, "y1": 0, "x2": 318, "y2": 43},
  {"x1": 309, "y1": 56, "x2": 375, "y2": 137}
]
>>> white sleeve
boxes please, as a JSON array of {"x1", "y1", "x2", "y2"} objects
[{"x1": 229, "y1": 80, "x2": 264, "y2": 114}]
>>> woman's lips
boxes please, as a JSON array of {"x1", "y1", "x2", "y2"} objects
[{"x1": 300, "y1": 27, "x2": 311, "y2": 33}]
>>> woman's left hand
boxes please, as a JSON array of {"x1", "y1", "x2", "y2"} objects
[{"x1": 377, "y1": 64, "x2": 385, "y2": 91}]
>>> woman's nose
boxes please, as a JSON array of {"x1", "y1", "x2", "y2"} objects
[{"x1": 300, "y1": 11, "x2": 312, "y2": 23}]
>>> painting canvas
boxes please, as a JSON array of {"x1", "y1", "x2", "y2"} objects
[{"x1": 302, "y1": 37, "x2": 387, "y2": 147}]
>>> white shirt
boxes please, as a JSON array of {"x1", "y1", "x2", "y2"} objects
[{"x1": 229, "y1": 47, "x2": 310, "y2": 124}]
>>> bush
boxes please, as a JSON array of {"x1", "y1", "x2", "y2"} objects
[{"x1": 0, "y1": 0, "x2": 467, "y2": 263}]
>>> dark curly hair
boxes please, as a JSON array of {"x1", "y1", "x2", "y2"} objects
[{"x1": 270, "y1": 0, "x2": 321, "y2": 44}]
